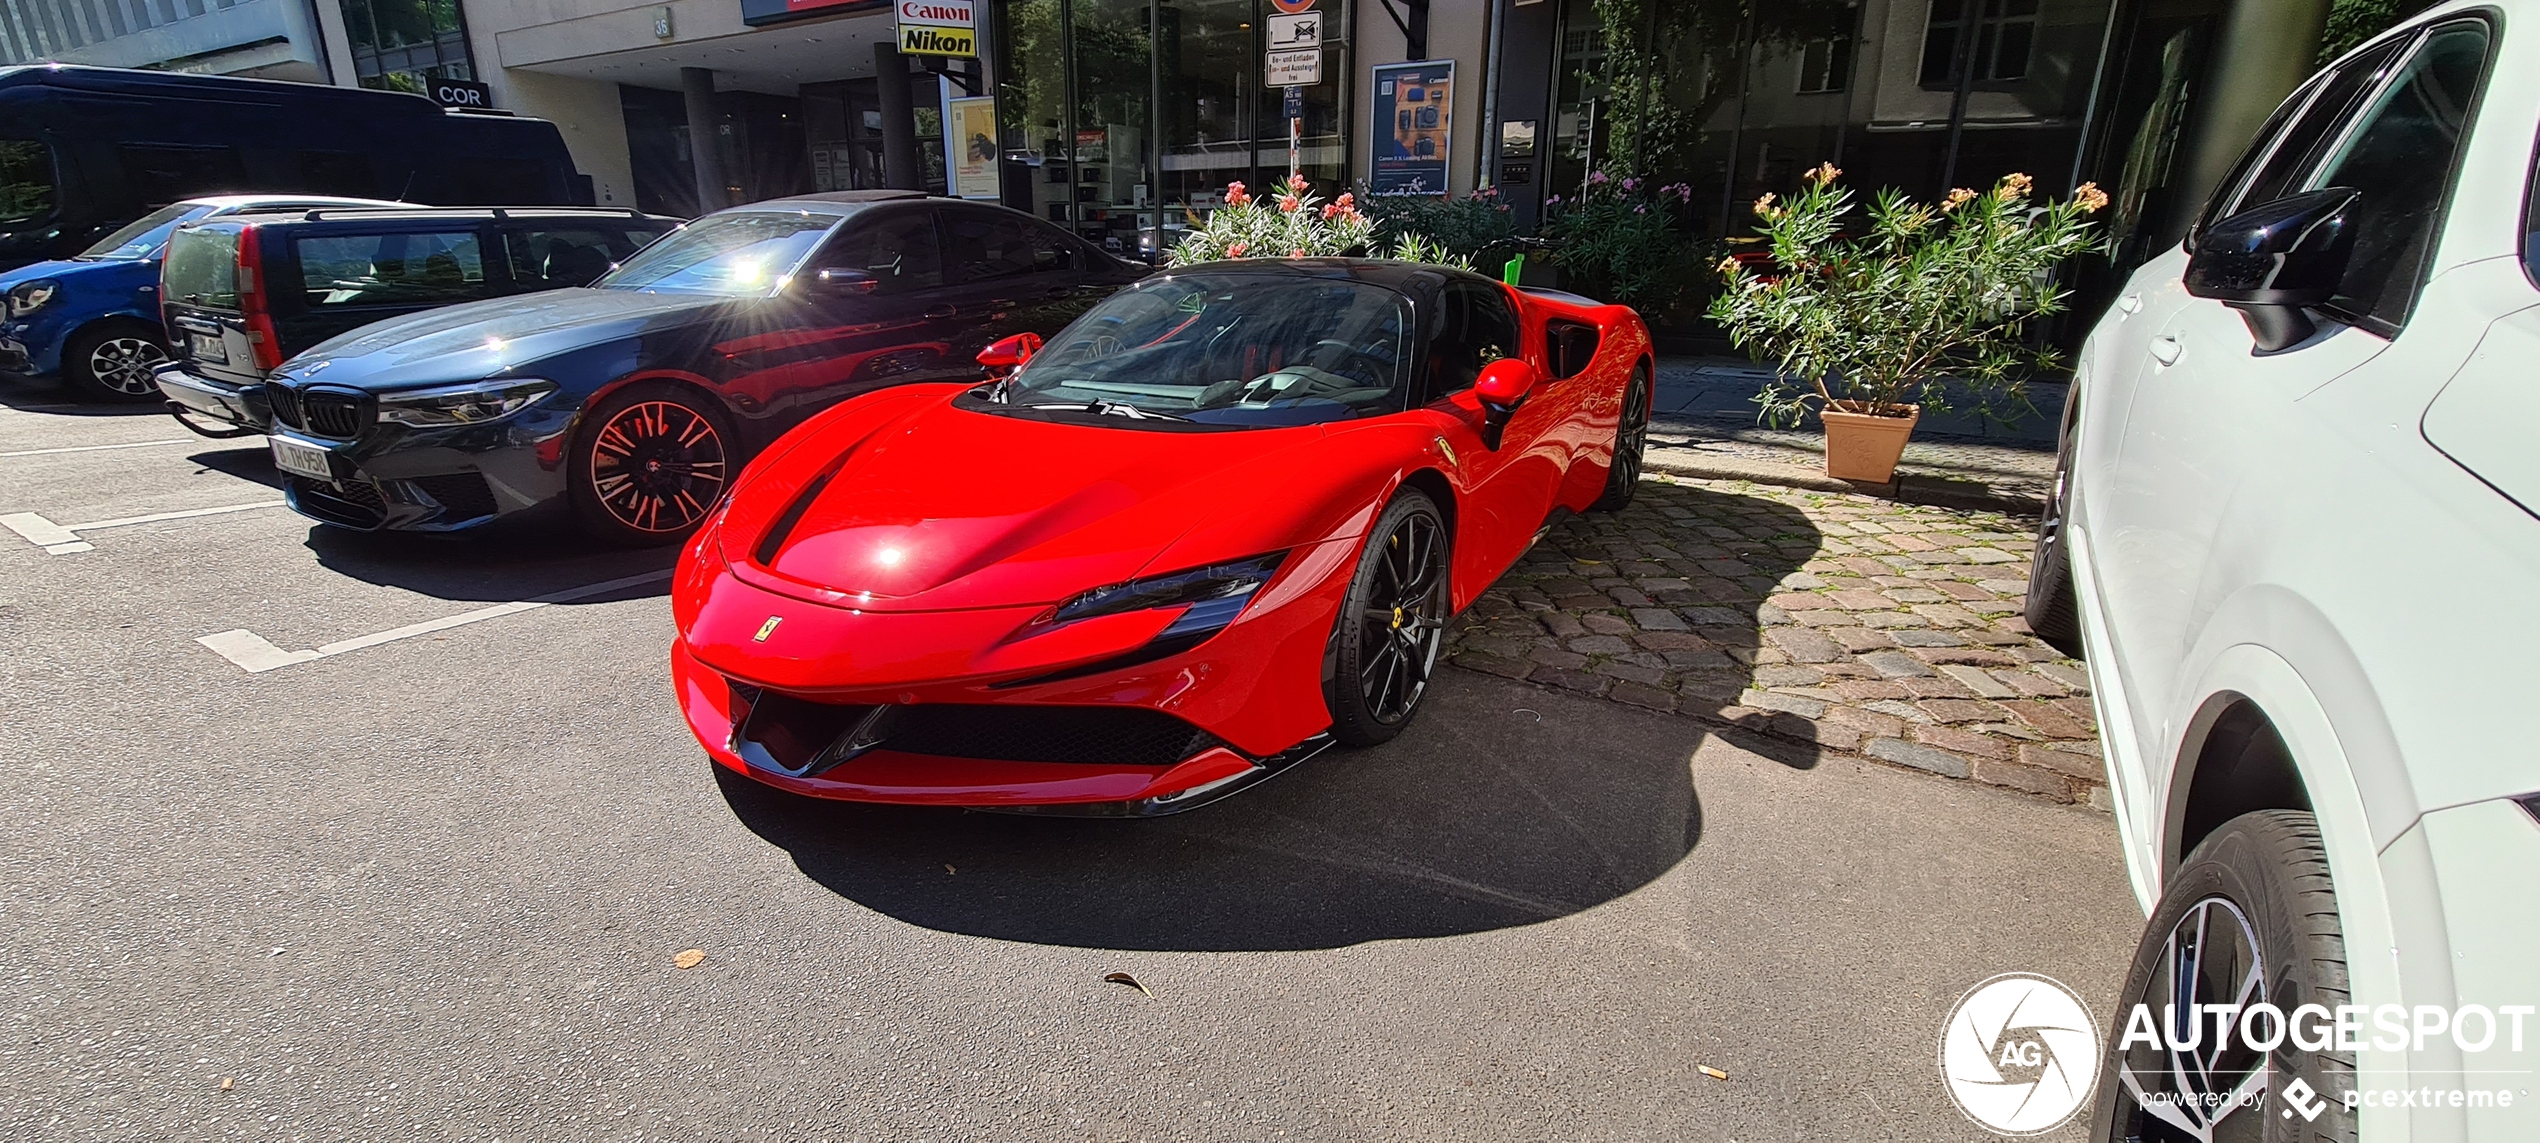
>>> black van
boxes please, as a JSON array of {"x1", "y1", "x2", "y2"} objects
[
  {"x1": 154, "y1": 206, "x2": 680, "y2": 437},
  {"x1": 0, "y1": 65, "x2": 594, "y2": 273}
]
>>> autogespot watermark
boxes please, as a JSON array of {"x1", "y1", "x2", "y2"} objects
[
  {"x1": 1939, "y1": 972, "x2": 2536, "y2": 1136},
  {"x1": 1938, "y1": 973, "x2": 2102, "y2": 1135}
]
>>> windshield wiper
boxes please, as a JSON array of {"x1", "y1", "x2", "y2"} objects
[{"x1": 1018, "y1": 400, "x2": 1192, "y2": 423}]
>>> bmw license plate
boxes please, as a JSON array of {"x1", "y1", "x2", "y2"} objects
[
  {"x1": 270, "y1": 437, "x2": 334, "y2": 481},
  {"x1": 188, "y1": 332, "x2": 228, "y2": 364}
]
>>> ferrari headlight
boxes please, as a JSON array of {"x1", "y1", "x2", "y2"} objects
[
  {"x1": 1052, "y1": 551, "x2": 1289, "y2": 626},
  {"x1": 377, "y1": 378, "x2": 556, "y2": 427},
  {"x1": 7, "y1": 279, "x2": 59, "y2": 316}
]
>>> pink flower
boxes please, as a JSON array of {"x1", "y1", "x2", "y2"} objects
[
  {"x1": 1226, "y1": 241, "x2": 1248, "y2": 257},
  {"x1": 1278, "y1": 196, "x2": 1300, "y2": 213},
  {"x1": 1622, "y1": 177, "x2": 1639, "y2": 192},
  {"x1": 1290, "y1": 247, "x2": 1305, "y2": 257},
  {"x1": 1287, "y1": 173, "x2": 1309, "y2": 192},
  {"x1": 1322, "y1": 203, "x2": 1340, "y2": 219},
  {"x1": 1587, "y1": 170, "x2": 1609, "y2": 185},
  {"x1": 1545, "y1": 194, "x2": 1561, "y2": 206},
  {"x1": 1335, "y1": 192, "x2": 1354, "y2": 209},
  {"x1": 1634, "y1": 204, "x2": 1647, "y2": 214},
  {"x1": 1224, "y1": 180, "x2": 1250, "y2": 206}
]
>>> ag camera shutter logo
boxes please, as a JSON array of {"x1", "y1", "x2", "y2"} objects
[{"x1": 1939, "y1": 973, "x2": 2102, "y2": 1135}]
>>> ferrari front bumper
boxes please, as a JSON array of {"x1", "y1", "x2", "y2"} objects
[{"x1": 670, "y1": 535, "x2": 1363, "y2": 810}]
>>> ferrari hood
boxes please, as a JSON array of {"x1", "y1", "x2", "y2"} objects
[{"x1": 727, "y1": 398, "x2": 1328, "y2": 611}]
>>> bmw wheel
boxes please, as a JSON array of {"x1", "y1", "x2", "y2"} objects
[
  {"x1": 1324, "y1": 489, "x2": 1450, "y2": 747},
  {"x1": 570, "y1": 384, "x2": 735, "y2": 545},
  {"x1": 1591, "y1": 364, "x2": 1651, "y2": 512},
  {"x1": 2091, "y1": 810, "x2": 2355, "y2": 1143},
  {"x1": 63, "y1": 322, "x2": 171, "y2": 403}
]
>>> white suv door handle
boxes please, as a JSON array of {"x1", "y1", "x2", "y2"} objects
[
  {"x1": 2116, "y1": 293, "x2": 2142, "y2": 315},
  {"x1": 2149, "y1": 336, "x2": 2183, "y2": 366}
]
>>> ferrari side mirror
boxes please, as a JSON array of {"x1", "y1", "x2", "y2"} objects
[
  {"x1": 977, "y1": 331, "x2": 1043, "y2": 376},
  {"x1": 1474, "y1": 358, "x2": 1540, "y2": 449},
  {"x1": 2184, "y1": 187, "x2": 2359, "y2": 353}
]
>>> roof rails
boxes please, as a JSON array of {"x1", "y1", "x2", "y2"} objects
[{"x1": 291, "y1": 206, "x2": 658, "y2": 222}]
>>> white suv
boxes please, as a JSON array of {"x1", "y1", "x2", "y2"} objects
[{"x1": 2032, "y1": 3, "x2": 2540, "y2": 1140}]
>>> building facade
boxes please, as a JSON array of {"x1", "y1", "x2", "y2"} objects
[{"x1": 2, "y1": 0, "x2": 2392, "y2": 296}]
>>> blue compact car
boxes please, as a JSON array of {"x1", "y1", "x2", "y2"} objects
[{"x1": 0, "y1": 194, "x2": 410, "y2": 401}]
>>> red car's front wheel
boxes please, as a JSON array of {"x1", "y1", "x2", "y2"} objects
[{"x1": 1325, "y1": 489, "x2": 1450, "y2": 748}]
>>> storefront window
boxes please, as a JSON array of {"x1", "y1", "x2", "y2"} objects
[
  {"x1": 339, "y1": 0, "x2": 475, "y2": 93},
  {"x1": 996, "y1": 0, "x2": 1352, "y2": 261}
]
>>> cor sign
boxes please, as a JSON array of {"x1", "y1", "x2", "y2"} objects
[{"x1": 898, "y1": 0, "x2": 976, "y2": 57}]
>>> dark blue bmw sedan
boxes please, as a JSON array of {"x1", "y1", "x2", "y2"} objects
[{"x1": 254, "y1": 190, "x2": 1141, "y2": 544}]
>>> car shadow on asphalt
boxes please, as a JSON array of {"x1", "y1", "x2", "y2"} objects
[
  {"x1": 0, "y1": 380, "x2": 166, "y2": 416},
  {"x1": 184, "y1": 445, "x2": 284, "y2": 490},
  {"x1": 716, "y1": 479, "x2": 1830, "y2": 952},
  {"x1": 716, "y1": 668, "x2": 1743, "y2": 951},
  {"x1": 297, "y1": 509, "x2": 679, "y2": 605}
]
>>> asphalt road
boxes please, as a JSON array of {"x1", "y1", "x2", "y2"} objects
[{"x1": 0, "y1": 386, "x2": 2142, "y2": 1141}]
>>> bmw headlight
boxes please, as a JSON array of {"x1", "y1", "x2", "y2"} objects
[
  {"x1": 7, "y1": 279, "x2": 59, "y2": 317},
  {"x1": 1051, "y1": 552, "x2": 1289, "y2": 628},
  {"x1": 376, "y1": 378, "x2": 556, "y2": 427}
]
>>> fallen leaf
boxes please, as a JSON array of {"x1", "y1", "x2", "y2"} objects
[
  {"x1": 1102, "y1": 972, "x2": 1151, "y2": 997},
  {"x1": 219, "y1": 1077, "x2": 233, "y2": 1091},
  {"x1": 1698, "y1": 1065, "x2": 1729, "y2": 1081},
  {"x1": 672, "y1": 949, "x2": 706, "y2": 970},
  {"x1": 944, "y1": 864, "x2": 956, "y2": 875}
]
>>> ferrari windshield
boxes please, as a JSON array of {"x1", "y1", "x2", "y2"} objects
[{"x1": 993, "y1": 274, "x2": 1411, "y2": 428}]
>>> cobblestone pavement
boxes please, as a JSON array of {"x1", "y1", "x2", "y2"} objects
[{"x1": 1447, "y1": 474, "x2": 2109, "y2": 807}]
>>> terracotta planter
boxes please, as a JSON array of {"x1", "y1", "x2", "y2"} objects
[{"x1": 1820, "y1": 402, "x2": 1921, "y2": 484}]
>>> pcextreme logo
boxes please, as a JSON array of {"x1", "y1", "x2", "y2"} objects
[{"x1": 1938, "y1": 973, "x2": 2101, "y2": 1136}]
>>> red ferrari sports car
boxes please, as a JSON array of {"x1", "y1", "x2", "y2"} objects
[{"x1": 671, "y1": 258, "x2": 1652, "y2": 814}]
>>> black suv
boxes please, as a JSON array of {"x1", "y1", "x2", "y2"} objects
[{"x1": 153, "y1": 206, "x2": 680, "y2": 437}]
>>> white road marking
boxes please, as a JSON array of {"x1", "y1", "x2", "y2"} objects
[
  {"x1": 198, "y1": 569, "x2": 673, "y2": 674},
  {"x1": 0, "y1": 438, "x2": 193, "y2": 458},
  {"x1": 1, "y1": 499, "x2": 285, "y2": 555},
  {"x1": 63, "y1": 500, "x2": 285, "y2": 531},
  {"x1": 0, "y1": 512, "x2": 92, "y2": 555}
]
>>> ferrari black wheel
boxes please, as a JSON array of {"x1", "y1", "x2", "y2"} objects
[
  {"x1": 2090, "y1": 810, "x2": 2354, "y2": 1143},
  {"x1": 1325, "y1": 489, "x2": 1450, "y2": 747},
  {"x1": 1591, "y1": 364, "x2": 1649, "y2": 512},
  {"x1": 63, "y1": 321, "x2": 171, "y2": 402},
  {"x1": 571, "y1": 384, "x2": 734, "y2": 545}
]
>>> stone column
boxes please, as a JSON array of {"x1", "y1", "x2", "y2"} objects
[
  {"x1": 874, "y1": 41, "x2": 924, "y2": 191},
  {"x1": 681, "y1": 66, "x2": 729, "y2": 212}
]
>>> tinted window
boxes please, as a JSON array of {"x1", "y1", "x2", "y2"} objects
[
  {"x1": 163, "y1": 228, "x2": 242, "y2": 309},
  {"x1": 293, "y1": 231, "x2": 489, "y2": 307},
  {"x1": 988, "y1": 274, "x2": 1411, "y2": 428},
  {"x1": 433, "y1": 159, "x2": 558, "y2": 206},
  {"x1": 79, "y1": 204, "x2": 216, "y2": 260},
  {"x1": 295, "y1": 152, "x2": 380, "y2": 198},
  {"x1": 2200, "y1": 36, "x2": 2408, "y2": 238},
  {"x1": 941, "y1": 210, "x2": 1071, "y2": 282},
  {"x1": 0, "y1": 139, "x2": 55, "y2": 225},
  {"x1": 119, "y1": 145, "x2": 248, "y2": 205},
  {"x1": 1427, "y1": 281, "x2": 1522, "y2": 399},
  {"x1": 600, "y1": 212, "x2": 836, "y2": 296},
  {"x1": 505, "y1": 227, "x2": 661, "y2": 288},
  {"x1": 818, "y1": 213, "x2": 944, "y2": 295},
  {"x1": 2306, "y1": 19, "x2": 2490, "y2": 329}
]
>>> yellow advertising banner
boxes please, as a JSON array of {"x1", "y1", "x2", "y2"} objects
[
  {"x1": 900, "y1": 24, "x2": 975, "y2": 56},
  {"x1": 945, "y1": 96, "x2": 999, "y2": 199}
]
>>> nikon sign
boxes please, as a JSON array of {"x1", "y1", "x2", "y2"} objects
[{"x1": 897, "y1": 0, "x2": 976, "y2": 57}]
